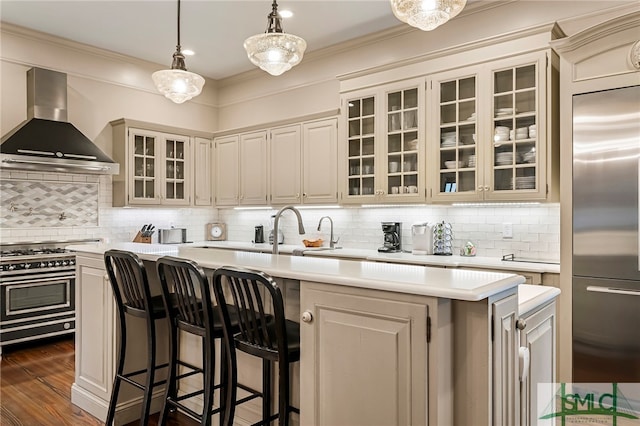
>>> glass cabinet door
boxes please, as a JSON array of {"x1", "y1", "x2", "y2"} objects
[
  {"x1": 347, "y1": 96, "x2": 376, "y2": 197},
  {"x1": 386, "y1": 87, "x2": 420, "y2": 197},
  {"x1": 491, "y1": 63, "x2": 538, "y2": 193},
  {"x1": 132, "y1": 133, "x2": 156, "y2": 200},
  {"x1": 164, "y1": 137, "x2": 187, "y2": 202},
  {"x1": 436, "y1": 75, "x2": 478, "y2": 197}
]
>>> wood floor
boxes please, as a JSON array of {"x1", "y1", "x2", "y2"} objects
[{"x1": 0, "y1": 336, "x2": 196, "y2": 425}]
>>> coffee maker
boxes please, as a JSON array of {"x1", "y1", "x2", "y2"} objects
[{"x1": 378, "y1": 222, "x2": 401, "y2": 253}]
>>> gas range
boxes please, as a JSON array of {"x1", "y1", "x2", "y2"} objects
[
  {"x1": 0, "y1": 238, "x2": 100, "y2": 352},
  {"x1": 0, "y1": 239, "x2": 100, "y2": 274}
]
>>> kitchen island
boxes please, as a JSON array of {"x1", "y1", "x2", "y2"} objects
[{"x1": 68, "y1": 242, "x2": 526, "y2": 425}]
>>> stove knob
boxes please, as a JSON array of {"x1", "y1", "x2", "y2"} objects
[
  {"x1": 24, "y1": 263, "x2": 31, "y2": 269},
  {"x1": 48, "y1": 262, "x2": 54, "y2": 267},
  {"x1": 39, "y1": 262, "x2": 47, "y2": 268},
  {"x1": 8, "y1": 264, "x2": 16, "y2": 270},
  {"x1": 69, "y1": 260, "x2": 75, "y2": 266},
  {"x1": 55, "y1": 261, "x2": 62, "y2": 267},
  {"x1": 62, "y1": 260, "x2": 68, "y2": 266}
]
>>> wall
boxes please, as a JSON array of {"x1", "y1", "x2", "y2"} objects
[{"x1": 219, "y1": 203, "x2": 560, "y2": 261}]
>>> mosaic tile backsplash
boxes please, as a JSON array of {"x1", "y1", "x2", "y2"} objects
[{"x1": 1, "y1": 179, "x2": 99, "y2": 228}]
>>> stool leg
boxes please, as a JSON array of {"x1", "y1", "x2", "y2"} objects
[
  {"x1": 159, "y1": 319, "x2": 178, "y2": 426},
  {"x1": 140, "y1": 324, "x2": 157, "y2": 425},
  {"x1": 279, "y1": 360, "x2": 291, "y2": 426},
  {"x1": 262, "y1": 359, "x2": 272, "y2": 424},
  {"x1": 202, "y1": 334, "x2": 214, "y2": 426},
  {"x1": 106, "y1": 319, "x2": 127, "y2": 426}
]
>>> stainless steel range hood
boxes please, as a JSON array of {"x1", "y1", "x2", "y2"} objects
[{"x1": 0, "y1": 68, "x2": 119, "y2": 175}]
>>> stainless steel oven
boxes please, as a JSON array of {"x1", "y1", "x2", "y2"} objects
[{"x1": 0, "y1": 239, "x2": 98, "y2": 353}]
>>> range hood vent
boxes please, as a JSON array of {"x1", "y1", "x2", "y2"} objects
[{"x1": 0, "y1": 68, "x2": 119, "y2": 175}]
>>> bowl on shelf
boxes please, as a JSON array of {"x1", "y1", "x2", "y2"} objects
[{"x1": 444, "y1": 160, "x2": 463, "y2": 169}]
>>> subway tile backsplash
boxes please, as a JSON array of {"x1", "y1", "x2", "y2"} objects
[
  {"x1": 0, "y1": 170, "x2": 559, "y2": 261},
  {"x1": 218, "y1": 204, "x2": 560, "y2": 262}
]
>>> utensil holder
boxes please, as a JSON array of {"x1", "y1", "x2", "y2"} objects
[{"x1": 132, "y1": 231, "x2": 151, "y2": 244}]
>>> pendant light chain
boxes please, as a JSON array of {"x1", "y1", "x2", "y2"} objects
[
  {"x1": 176, "y1": 0, "x2": 181, "y2": 52},
  {"x1": 151, "y1": 0, "x2": 205, "y2": 104}
]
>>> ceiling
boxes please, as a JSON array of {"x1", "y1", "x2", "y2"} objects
[{"x1": 0, "y1": 1, "x2": 411, "y2": 80}]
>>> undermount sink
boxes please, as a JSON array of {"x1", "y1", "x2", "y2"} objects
[{"x1": 292, "y1": 247, "x2": 341, "y2": 256}]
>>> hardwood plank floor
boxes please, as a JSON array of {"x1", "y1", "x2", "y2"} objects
[{"x1": 0, "y1": 336, "x2": 196, "y2": 426}]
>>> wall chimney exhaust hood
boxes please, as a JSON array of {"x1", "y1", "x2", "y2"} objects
[{"x1": 0, "y1": 68, "x2": 119, "y2": 175}]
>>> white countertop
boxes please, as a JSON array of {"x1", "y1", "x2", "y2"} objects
[
  {"x1": 518, "y1": 284, "x2": 561, "y2": 316},
  {"x1": 67, "y1": 242, "x2": 524, "y2": 302},
  {"x1": 184, "y1": 241, "x2": 560, "y2": 274}
]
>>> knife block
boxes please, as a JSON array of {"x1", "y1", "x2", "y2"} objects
[{"x1": 132, "y1": 231, "x2": 151, "y2": 244}]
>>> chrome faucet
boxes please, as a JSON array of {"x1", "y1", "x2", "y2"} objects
[
  {"x1": 317, "y1": 216, "x2": 338, "y2": 249},
  {"x1": 272, "y1": 205, "x2": 306, "y2": 255}
]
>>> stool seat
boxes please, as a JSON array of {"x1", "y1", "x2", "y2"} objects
[{"x1": 235, "y1": 318, "x2": 300, "y2": 361}]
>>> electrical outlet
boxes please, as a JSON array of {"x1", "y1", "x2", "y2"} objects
[{"x1": 502, "y1": 222, "x2": 513, "y2": 239}]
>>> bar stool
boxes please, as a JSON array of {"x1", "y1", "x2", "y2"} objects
[
  {"x1": 104, "y1": 249, "x2": 170, "y2": 426},
  {"x1": 212, "y1": 266, "x2": 301, "y2": 426},
  {"x1": 156, "y1": 256, "x2": 242, "y2": 426}
]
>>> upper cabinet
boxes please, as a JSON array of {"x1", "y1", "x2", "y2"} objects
[
  {"x1": 270, "y1": 118, "x2": 338, "y2": 205},
  {"x1": 111, "y1": 119, "x2": 212, "y2": 207},
  {"x1": 341, "y1": 78, "x2": 425, "y2": 204},
  {"x1": 214, "y1": 131, "x2": 269, "y2": 207},
  {"x1": 429, "y1": 51, "x2": 557, "y2": 202},
  {"x1": 193, "y1": 137, "x2": 213, "y2": 206}
]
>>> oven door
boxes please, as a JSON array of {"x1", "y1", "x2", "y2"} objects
[{"x1": 1, "y1": 271, "x2": 75, "y2": 322}]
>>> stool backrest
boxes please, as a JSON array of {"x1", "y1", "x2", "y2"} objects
[
  {"x1": 104, "y1": 249, "x2": 153, "y2": 318},
  {"x1": 156, "y1": 256, "x2": 213, "y2": 335},
  {"x1": 212, "y1": 266, "x2": 286, "y2": 359}
]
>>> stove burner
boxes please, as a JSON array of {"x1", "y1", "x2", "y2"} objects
[{"x1": 1, "y1": 248, "x2": 68, "y2": 257}]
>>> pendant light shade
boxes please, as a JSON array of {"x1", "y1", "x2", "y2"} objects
[
  {"x1": 390, "y1": 0, "x2": 467, "y2": 31},
  {"x1": 244, "y1": 0, "x2": 307, "y2": 76},
  {"x1": 152, "y1": 0, "x2": 204, "y2": 104}
]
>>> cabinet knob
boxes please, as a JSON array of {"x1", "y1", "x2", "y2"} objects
[
  {"x1": 477, "y1": 186, "x2": 484, "y2": 192},
  {"x1": 516, "y1": 318, "x2": 527, "y2": 330},
  {"x1": 296, "y1": 193, "x2": 300, "y2": 199},
  {"x1": 303, "y1": 193, "x2": 307, "y2": 198},
  {"x1": 484, "y1": 185, "x2": 490, "y2": 191},
  {"x1": 301, "y1": 311, "x2": 313, "y2": 323}
]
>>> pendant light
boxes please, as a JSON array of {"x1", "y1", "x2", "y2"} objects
[
  {"x1": 152, "y1": 0, "x2": 205, "y2": 104},
  {"x1": 243, "y1": 0, "x2": 307, "y2": 76},
  {"x1": 390, "y1": 0, "x2": 467, "y2": 31}
]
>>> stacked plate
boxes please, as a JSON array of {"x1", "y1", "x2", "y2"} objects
[
  {"x1": 496, "y1": 152, "x2": 513, "y2": 165},
  {"x1": 441, "y1": 131, "x2": 456, "y2": 147},
  {"x1": 513, "y1": 176, "x2": 536, "y2": 189},
  {"x1": 466, "y1": 112, "x2": 477, "y2": 121},
  {"x1": 515, "y1": 127, "x2": 529, "y2": 139},
  {"x1": 467, "y1": 155, "x2": 476, "y2": 167},
  {"x1": 494, "y1": 126, "x2": 510, "y2": 142},
  {"x1": 495, "y1": 107, "x2": 517, "y2": 117}
]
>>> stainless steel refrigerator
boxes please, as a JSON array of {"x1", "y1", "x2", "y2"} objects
[{"x1": 573, "y1": 85, "x2": 640, "y2": 382}]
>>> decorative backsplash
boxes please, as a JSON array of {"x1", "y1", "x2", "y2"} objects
[{"x1": 0, "y1": 179, "x2": 99, "y2": 228}]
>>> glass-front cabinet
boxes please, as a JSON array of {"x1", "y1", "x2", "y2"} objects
[
  {"x1": 129, "y1": 129, "x2": 190, "y2": 205},
  {"x1": 342, "y1": 78, "x2": 425, "y2": 203},
  {"x1": 429, "y1": 51, "x2": 553, "y2": 202}
]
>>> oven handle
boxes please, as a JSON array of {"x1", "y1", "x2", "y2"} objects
[{"x1": 1, "y1": 271, "x2": 75, "y2": 284}]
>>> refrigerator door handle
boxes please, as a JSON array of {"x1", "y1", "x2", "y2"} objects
[{"x1": 587, "y1": 285, "x2": 640, "y2": 296}]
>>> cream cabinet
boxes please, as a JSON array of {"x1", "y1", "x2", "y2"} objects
[
  {"x1": 519, "y1": 298, "x2": 557, "y2": 426},
  {"x1": 429, "y1": 50, "x2": 558, "y2": 202},
  {"x1": 492, "y1": 292, "x2": 520, "y2": 426},
  {"x1": 300, "y1": 281, "x2": 436, "y2": 425},
  {"x1": 341, "y1": 78, "x2": 425, "y2": 204},
  {"x1": 193, "y1": 136, "x2": 213, "y2": 206},
  {"x1": 270, "y1": 118, "x2": 338, "y2": 205},
  {"x1": 111, "y1": 119, "x2": 214, "y2": 207},
  {"x1": 214, "y1": 131, "x2": 269, "y2": 206}
]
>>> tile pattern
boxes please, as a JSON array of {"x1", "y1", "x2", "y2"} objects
[{"x1": 1, "y1": 179, "x2": 98, "y2": 228}]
